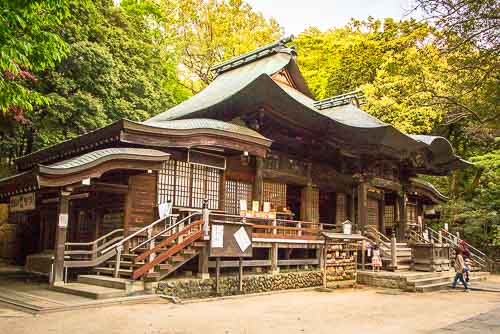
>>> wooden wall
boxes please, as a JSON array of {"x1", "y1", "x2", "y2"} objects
[{"x1": 124, "y1": 173, "x2": 157, "y2": 233}]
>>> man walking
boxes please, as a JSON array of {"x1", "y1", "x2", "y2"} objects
[{"x1": 452, "y1": 248, "x2": 470, "y2": 292}]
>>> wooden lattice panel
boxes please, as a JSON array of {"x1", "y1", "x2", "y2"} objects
[
  {"x1": 157, "y1": 160, "x2": 221, "y2": 210},
  {"x1": 224, "y1": 180, "x2": 253, "y2": 214},
  {"x1": 407, "y1": 203, "x2": 417, "y2": 225},
  {"x1": 384, "y1": 205, "x2": 394, "y2": 227},
  {"x1": 262, "y1": 182, "x2": 286, "y2": 210},
  {"x1": 367, "y1": 198, "x2": 379, "y2": 228},
  {"x1": 157, "y1": 161, "x2": 176, "y2": 205}
]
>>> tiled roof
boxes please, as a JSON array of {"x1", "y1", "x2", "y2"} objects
[{"x1": 144, "y1": 118, "x2": 267, "y2": 140}]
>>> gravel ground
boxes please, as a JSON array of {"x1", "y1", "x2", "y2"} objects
[{"x1": 1, "y1": 286, "x2": 499, "y2": 334}]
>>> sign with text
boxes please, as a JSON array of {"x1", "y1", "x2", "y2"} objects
[
  {"x1": 209, "y1": 222, "x2": 253, "y2": 257},
  {"x1": 9, "y1": 192, "x2": 36, "y2": 212}
]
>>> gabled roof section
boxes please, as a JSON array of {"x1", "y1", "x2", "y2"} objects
[{"x1": 144, "y1": 37, "x2": 467, "y2": 174}]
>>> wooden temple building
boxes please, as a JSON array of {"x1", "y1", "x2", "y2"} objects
[{"x1": 0, "y1": 37, "x2": 467, "y2": 287}]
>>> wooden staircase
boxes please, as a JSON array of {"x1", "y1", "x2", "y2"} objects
[
  {"x1": 97, "y1": 213, "x2": 206, "y2": 281},
  {"x1": 364, "y1": 226, "x2": 412, "y2": 271}
]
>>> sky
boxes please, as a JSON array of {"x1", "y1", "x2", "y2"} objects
[{"x1": 245, "y1": 0, "x2": 415, "y2": 35}]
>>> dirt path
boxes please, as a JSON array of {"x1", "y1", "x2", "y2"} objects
[{"x1": 1, "y1": 287, "x2": 499, "y2": 334}]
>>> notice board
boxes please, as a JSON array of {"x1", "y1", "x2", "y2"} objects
[{"x1": 209, "y1": 222, "x2": 253, "y2": 257}]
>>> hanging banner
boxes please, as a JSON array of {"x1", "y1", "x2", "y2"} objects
[{"x1": 9, "y1": 192, "x2": 36, "y2": 212}]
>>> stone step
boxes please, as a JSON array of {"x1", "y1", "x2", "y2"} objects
[
  {"x1": 415, "y1": 275, "x2": 487, "y2": 292},
  {"x1": 408, "y1": 275, "x2": 454, "y2": 288},
  {"x1": 77, "y1": 274, "x2": 143, "y2": 293},
  {"x1": 95, "y1": 267, "x2": 133, "y2": 277},
  {"x1": 52, "y1": 282, "x2": 127, "y2": 299}
]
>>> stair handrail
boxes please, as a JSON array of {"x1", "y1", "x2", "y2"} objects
[
  {"x1": 422, "y1": 227, "x2": 441, "y2": 244},
  {"x1": 101, "y1": 214, "x2": 175, "y2": 255},
  {"x1": 65, "y1": 228, "x2": 124, "y2": 247},
  {"x1": 130, "y1": 212, "x2": 201, "y2": 252},
  {"x1": 364, "y1": 226, "x2": 391, "y2": 246},
  {"x1": 440, "y1": 228, "x2": 488, "y2": 257},
  {"x1": 408, "y1": 229, "x2": 427, "y2": 244},
  {"x1": 439, "y1": 228, "x2": 493, "y2": 270}
]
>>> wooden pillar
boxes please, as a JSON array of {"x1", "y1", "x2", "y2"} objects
[
  {"x1": 253, "y1": 157, "x2": 264, "y2": 202},
  {"x1": 356, "y1": 182, "x2": 368, "y2": 232},
  {"x1": 51, "y1": 191, "x2": 70, "y2": 286},
  {"x1": 197, "y1": 242, "x2": 210, "y2": 279},
  {"x1": 270, "y1": 244, "x2": 279, "y2": 274},
  {"x1": 397, "y1": 191, "x2": 408, "y2": 241},
  {"x1": 379, "y1": 191, "x2": 386, "y2": 234},
  {"x1": 300, "y1": 183, "x2": 315, "y2": 222}
]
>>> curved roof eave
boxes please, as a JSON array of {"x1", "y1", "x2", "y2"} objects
[{"x1": 38, "y1": 148, "x2": 170, "y2": 175}]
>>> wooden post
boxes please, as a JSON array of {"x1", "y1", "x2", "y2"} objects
[
  {"x1": 198, "y1": 242, "x2": 209, "y2": 279},
  {"x1": 391, "y1": 232, "x2": 397, "y2": 271},
  {"x1": 438, "y1": 230, "x2": 443, "y2": 244},
  {"x1": 114, "y1": 245, "x2": 122, "y2": 278},
  {"x1": 253, "y1": 157, "x2": 264, "y2": 202},
  {"x1": 397, "y1": 192, "x2": 408, "y2": 242},
  {"x1": 270, "y1": 244, "x2": 279, "y2": 274},
  {"x1": 356, "y1": 182, "x2": 368, "y2": 232},
  {"x1": 361, "y1": 240, "x2": 366, "y2": 270},
  {"x1": 215, "y1": 257, "x2": 221, "y2": 295},
  {"x1": 52, "y1": 192, "x2": 70, "y2": 286},
  {"x1": 379, "y1": 191, "x2": 386, "y2": 234},
  {"x1": 202, "y1": 199, "x2": 210, "y2": 241},
  {"x1": 322, "y1": 243, "x2": 327, "y2": 288},
  {"x1": 147, "y1": 226, "x2": 155, "y2": 273},
  {"x1": 238, "y1": 257, "x2": 243, "y2": 293}
]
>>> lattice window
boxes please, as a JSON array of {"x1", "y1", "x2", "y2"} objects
[
  {"x1": 335, "y1": 193, "x2": 347, "y2": 225},
  {"x1": 224, "y1": 180, "x2": 253, "y2": 214},
  {"x1": 205, "y1": 166, "x2": 220, "y2": 210},
  {"x1": 262, "y1": 182, "x2": 286, "y2": 210},
  {"x1": 157, "y1": 161, "x2": 176, "y2": 205},
  {"x1": 157, "y1": 160, "x2": 221, "y2": 210},
  {"x1": 367, "y1": 198, "x2": 379, "y2": 228},
  {"x1": 384, "y1": 205, "x2": 395, "y2": 226},
  {"x1": 175, "y1": 161, "x2": 191, "y2": 207}
]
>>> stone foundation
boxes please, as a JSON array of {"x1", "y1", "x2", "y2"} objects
[
  {"x1": 158, "y1": 270, "x2": 341, "y2": 299},
  {"x1": 356, "y1": 271, "x2": 408, "y2": 289}
]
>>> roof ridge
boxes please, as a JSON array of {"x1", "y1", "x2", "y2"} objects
[
  {"x1": 313, "y1": 90, "x2": 365, "y2": 110},
  {"x1": 210, "y1": 35, "x2": 294, "y2": 75}
]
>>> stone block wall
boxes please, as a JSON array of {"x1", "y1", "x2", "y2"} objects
[
  {"x1": 159, "y1": 270, "x2": 327, "y2": 299},
  {"x1": 356, "y1": 272, "x2": 408, "y2": 289}
]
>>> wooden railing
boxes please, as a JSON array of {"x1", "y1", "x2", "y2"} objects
[
  {"x1": 209, "y1": 212, "x2": 333, "y2": 241},
  {"x1": 64, "y1": 228, "x2": 124, "y2": 268}
]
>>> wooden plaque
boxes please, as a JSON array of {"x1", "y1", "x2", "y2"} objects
[{"x1": 209, "y1": 222, "x2": 253, "y2": 257}]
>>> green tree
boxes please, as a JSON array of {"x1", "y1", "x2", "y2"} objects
[
  {"x1": 1, "y1": 0, "x2": 190, "y2": 164},
  {"x1": 0, "y1": 0, "x2": 70, "y2": 116},
  {"x1": 160, "y1": 0, "x2": 283, "y2": 91}
]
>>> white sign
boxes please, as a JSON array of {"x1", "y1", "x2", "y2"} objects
[
  {"x1": 263, "y1": 202, "x2": 271, "y2": 213},
  {"x1": 239, "y1": 199, "x2": 247, "y2": 211},
  {"x1": 58, "y1": 213, "x2": 69, "y2": 228},
  {"x1": 234, "y1": 226, "x2": 251, "y2": 252},
  {"x1": 9, "y1": 192, "x2": 36, "y2": 212},
  {"x1": 158, "y1": 202, "x2": 172, "y2": 219},
  {"x1": 211, "y1": 224, "x2": 224, "y2": 248}
]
